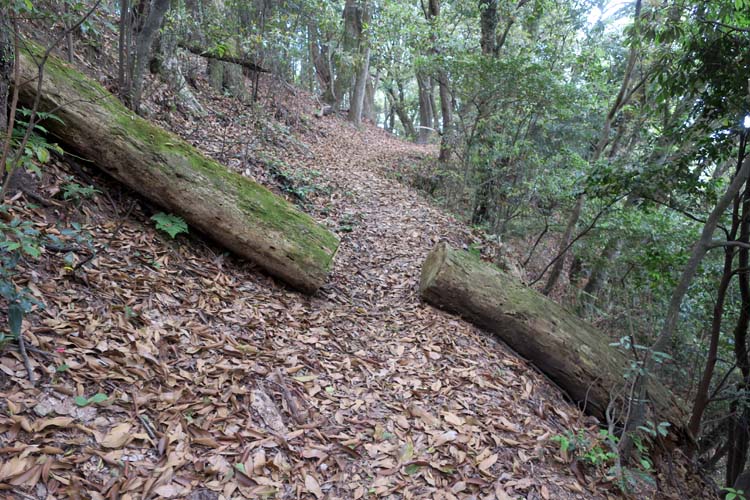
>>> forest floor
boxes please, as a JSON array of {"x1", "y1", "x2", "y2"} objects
[{"x1": 0, "y1": 54, "x2": 711, "y2": 499}]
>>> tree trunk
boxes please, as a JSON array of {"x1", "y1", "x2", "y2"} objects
[
  {"x1": 727, "y1": 183, "x2": 750, "y2": 487},
  {"x1": 424, "y1": 0, "x2": 453, "y2": 160},
  {"x1": 0, "y1": 5, "x2": 12, "y2": 133},
  {"x1": 333, "y1": 0, "x2": 360, "y2": 112},
  {"x1": 437, "y1": 69, "x2": 453, "y2": 161},
  {"x1": 386, "y1": 84, "x2": 415, "y2": 138},
  {"x1": 542, "y1": 0, "x2": 643, "y2": 294},
  {"x1": 579, "y1": 236, "x2": 623, "y2": 312},
  {"x1": 118, "y1": 0, "x2": 129, "y2": 98},
  {"x1": 345, "y1": 0, "x2": 369, "y2": 125},
  {"x1": 15, "y1": 48, "x2": 339, "y2": 294},
  {"x1": 309, "y1": 23, "x2": 335, "y2": 105},
  {"x1": 544, "y1": 193, "x2": 584, "y2": 295},
  {"x1": 417, "y1": 73, "x2": 433, "y2": 144},
  {"x1": 158, "y1": 31, "x2": 205, "y2": 114},
  {"x1": 687, "y1": 139, "x2": 746, "y2": 440},
  {"x1": 419, "y1": 242, "x2": 689, "y2": 439},
  {"x1": 130, "y1": 0, "x2": 171, "y2": 113},
  {"x1": 479, "y1": 0, "x2": 498, "y2": 56},
  {"x1": 349, "y1": 45, "x2": 369, "y2": 125},
  {"x1": 363, "y1": 69, "x2": 379, "y2": 123},
  {"x1": 206, "y1": 57, "x2": 224, "y2": 91}
]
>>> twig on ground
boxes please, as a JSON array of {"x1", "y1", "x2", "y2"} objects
[{"x1": 17, "y1": 328, "x2": 35, "y2": 384}]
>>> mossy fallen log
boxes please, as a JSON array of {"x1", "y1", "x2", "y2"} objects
[
  {"x1": 420, "y1": 242, "x2": 688, "y2": 439},
  {"x1": 179, "y1": 43, "x2": 268, "y2": 73},
  {"x1": 15, "y1": 48, "x2": 338, "y2": 294}
]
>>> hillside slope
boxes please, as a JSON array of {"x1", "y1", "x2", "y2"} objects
[{"x1": 0, "y1": 57, "x2": 710, "y2": 499}]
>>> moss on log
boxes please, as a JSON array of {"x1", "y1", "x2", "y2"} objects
[
  {"x1": 420, "y1": 242, "x2": 688, "y2": 439},
  {"x1": 15, "y1": 48, "x2": 338, "y2": 294}
]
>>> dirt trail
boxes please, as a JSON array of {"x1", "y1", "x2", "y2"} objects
[{"x1": 0, "y1": 82, "x2": 603, "y2": 499}]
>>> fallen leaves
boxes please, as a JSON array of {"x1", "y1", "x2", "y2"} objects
[
  {"x1": 0, "y1": 45, "x2": 632, "y2": 500},
  {"x1": 99, "y1": 422, "x2": 132, "y2": 448}
]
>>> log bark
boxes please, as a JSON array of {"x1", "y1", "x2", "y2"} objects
[
  {"x1": 419, "y1": 242, "x2": 688, "y2": 439},
  {"x1": 15, "y1": 48, "x2": 339, "y2": 294},
  {"x1": 179, "y1": 43, "x2": 268, "y2": 73}
]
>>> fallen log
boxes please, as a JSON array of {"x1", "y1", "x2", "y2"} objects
[
  {"x1": 15, "y1": 47, "x2": 338, "y2": 294},
  {"x1": 420, "y1": 242, "x2": 688, "y2": 439},
  {"x1": 179, "y1": 43, "x2": 268, "y2": 73}
]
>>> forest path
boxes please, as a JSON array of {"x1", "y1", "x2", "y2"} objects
[
  {"x1": 241, "y1": 109, "x2": 597, "y2": 498},
  {"x1": 0, "y1": 83, "x2": 599, "y2": 499}
]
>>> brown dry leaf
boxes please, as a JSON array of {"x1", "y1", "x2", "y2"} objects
[
  {"x1": 0, "y1": 456, "x2": 33, "y2": 482},
  {"x1": 100, "y1": 423, "x2": 133, "y2": 449},
  {"x1": 433, "y1": 430, "x2": 457, "y2": 447},
  {"x1": 33, "y1": 416, "x2": 75, "y2": 431},
  {"x1": 408, "y1": 404, "x2": 440, "y2": 427},
  {"x1": 478, "y1": 453, "x2": 498, "y2": 473},
  {"x1": 305, "y1": 473, "x2": 324, "y2": 499},
  {"x1": 541, "y1": 484, "x2": 551, "y2": 499}
]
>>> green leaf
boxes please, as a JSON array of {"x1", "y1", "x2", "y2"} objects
[
  {"x1": 89, "y1": 393, "x2": 108, "y2": 404},
  {"x1": 404, "y1": 464, "x2": 421, "y2": 475},
  {"x1": 56, "y1": 364, "x2": 70, "y2": 372},
  {"x1": 151, "y1": 212, "x2": 188, "y2": 239},
  {"x1": 36, "y1": 147, "x2": 49, "y2": 163},
  {"x1": 75, "y1": 393, "x2": 108, "y2": 407},
  {"x1": 22, "y1": 243, "x2": 41, "y2": 258}
]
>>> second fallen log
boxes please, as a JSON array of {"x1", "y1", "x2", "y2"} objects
[{"x1": 419, "y1": 242, "x2": 688, "y2": 439}]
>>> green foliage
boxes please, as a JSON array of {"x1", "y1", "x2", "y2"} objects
[
  {"x1": 0, "y1": 207, "x2": 93, "y2": 346},
  {"x1": 724, "y1": 487, "x2": 748, "y2": 500},
  {"x1": 551, "y1": 429, "x2": 619, "y2": 475},
  {"x1": 151, "y1": 212, "x2": 189, "y2": 239},
  {"x1": 62, "y1": 178, "x2": 100, "y2": 201},
  {"x1": 0, "y1": 213, "x2": 43, "y2": 346},
  {"x1": 6, "y1": 109, "x2": 64, "y2": 178},
  {"x1": 74, "y1": 393, "x2": 108, "y2": 407}
]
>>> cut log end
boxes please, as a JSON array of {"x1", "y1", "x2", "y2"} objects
[{"x1": 420, "y1": 240, "x2": 448, "y2": 294}]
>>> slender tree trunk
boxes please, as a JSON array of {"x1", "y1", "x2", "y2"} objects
[
  {"x1": 429, "y1": 78, "x2": 439, "y2": 131},
  {"x1": 479, "y1": 0, "x2": 498, "y2": 56},
  {"x1": 652, "y1": 156, "x2": 750, "y2": 356},
  {"x1": 386, "y1": 85, "x2": 415, "y2": 138},
  {"x1": 130, "y1": 0, "x2": 171, "y2": 113},
  {"x1": 544, "y1": 194, "x2": 584, "y2": 294},
  {"x1": 363, "y1": 69, "x2": 379, "y2": 122},
  {"x1": 118, "y1": 0, "x2": 129, "y2": 97},
  {"x1": 688, "y1": 136, "x2": 747, "y2": 439},
  {"x1": 0, "y1": 5, "x2": 12, "y2": 133},
  {"x1": 417, "y1": 72, "x2": 433, "y2": 144},
  {"x1": 579, "y1": 237, "x2": 623, "y2": 311},
  {"x1": 727, "y1": 180, "x2": 750, "y2": 486},
  {"x1": 349, "y1": 46, "x2": 369, "y2": 126},
  {"x1": 63, "y1": 3, "x2": 74, "y2": 63},
  {"x1": 347, "y1": 0, "x2": 369, "y2": 125},
  {"x1": 543, "y1": 0, "x2": 642, "y2": 294},
  {"x1": 688, "y1": 244, "x2": 736, "y2": 438},
  {"x1": 333, "y1": 0, "x2": 360, "y2": 113},
  {"x1": 619, "y1": 153, "x2": 750, "y2": 459},
  {"x1": 437, "y1": 69, "x2": 453, "y2": 161}
]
